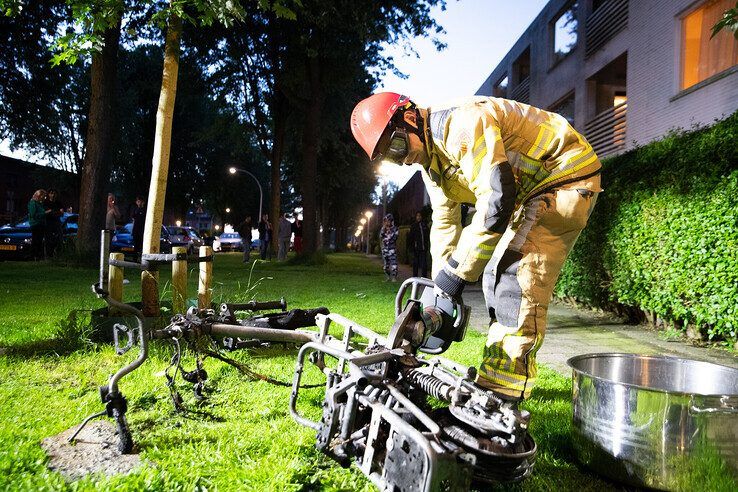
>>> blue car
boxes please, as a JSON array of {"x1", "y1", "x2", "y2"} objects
[
  {"x1": 110, "y1": 223, "x2": 172, "y2": 256},
  {"x1": 0, "y1": 213, "x2": 78, "y2": 260}
]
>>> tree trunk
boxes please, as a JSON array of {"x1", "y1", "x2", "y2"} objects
[
  {"x1": 270, "y1": 95, "x2": 287, "y2": 251},
  {"x1": 141, "y1": 12, "x2": 182, "y2": 316},
  {"x1": 300, "y1": 55, "x2": 322, "y2": 256},
  {"x1": 76, "y1": 22, "x2": 120, "y2": 254}
]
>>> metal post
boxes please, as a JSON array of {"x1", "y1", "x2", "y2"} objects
[
  {"x1": 232, "y1": 168, "x2": 263, "y2": 221},
  {"x1": 108, "y1": 252, "x2": 124, "y2": 314},
  {"x1": 365, "y1": 215, "x2": 371, "y2": 255},
  {"x1": 172, "y1": 246, "x2": 187, "y2": 314},
  {"x1": 99, "y1": 229, "x2": 111, "y2": 292}
]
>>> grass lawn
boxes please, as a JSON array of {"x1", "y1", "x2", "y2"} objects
[{"x1": 0, "y1": 253, "x2": 732, "y2": 491}]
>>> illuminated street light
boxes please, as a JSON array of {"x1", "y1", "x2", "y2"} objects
[
  {"x1": 175, "y1": 220, "x2": 182, "y2": 227},
  {"x1": 360, "y1": 218, "x2": 366, "y2": 225},
  {"x1": 376, "y1": 164, "x2": 391, "y2": 216},
  {"x1": 225, "y1": 207, "x2": 231, "y2": 213},
  {"x1": 363, "y1": 210, "x2": 374, "y2": 255},
  {"x1": 214, "y1": 224, "x2": 221, "y2": 231}
]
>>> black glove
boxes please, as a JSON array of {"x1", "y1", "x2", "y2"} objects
[{"x1": 434, "y1": 266, "x2": 466, "y2": 301}]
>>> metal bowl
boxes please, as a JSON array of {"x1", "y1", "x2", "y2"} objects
[{"x1": 567, "y1": 353, "x2": 738, "y2": 490}]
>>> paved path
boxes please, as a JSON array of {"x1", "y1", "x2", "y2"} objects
[{"x1": 374, "y1": 255, "x2": 738, "y2": 375}]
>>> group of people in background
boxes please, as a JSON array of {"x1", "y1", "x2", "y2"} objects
[
  {"x1": 107, "y1": 193, "x2": 146, "y2": 254},
  {"x1": 27, "y1": 188, "x2": 70, "y2": 260},
  {"x1": 379, "y1": 210, "x2": 430, "y2": 282},
  {"x1": 237, "y1": 212, "x2": 303, "y2": 264}
]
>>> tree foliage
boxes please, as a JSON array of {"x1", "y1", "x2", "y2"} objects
[
  {"x1": 112, "y1": 45, "x2": 260, "y2": 222},
  {"x1": 279, "y1": 0, "x2": 446, "y2": 254},
  {"x1": 1, "y1": 0, "x2": 448, "y2": 257},
  {"x1": 0, "y1": 0, "x2": 88, "y2": 173},
  {"x1": 711, "y1": 1, "x2": 738, "y2": 39}
]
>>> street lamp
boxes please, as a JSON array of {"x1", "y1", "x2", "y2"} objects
[
  {"x1": 360, "y1": 218, "x2": 366, "y2": 225},
  {"x1": 228, "y1": 166, "x2": 263, "y2": 221},
  {"x1": 225, "y1": 207, "x2": 231, "y2": 214},
  {"x1": 377, "y1": 163, "x2": 392, "y2": 216},
  {"x1": 175, "y1": 220, "x2": 182, "y2": 227},
  {"x1": 364, "y1": 210, "x2": 373, "y2": 254}
]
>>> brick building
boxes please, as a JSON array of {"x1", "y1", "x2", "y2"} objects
[
  {"x1": 386, "y1": 171, "x2": 430, "y2": 225},
  {"x1": 475, "y1": 0, "x2": 738, "y2": 157},
  {"x1": 0, "y1": 156, "x2": 79, "y2": 224},
  {"x1": 380, "y1": 0, "x2": 738, "y2": 236}
]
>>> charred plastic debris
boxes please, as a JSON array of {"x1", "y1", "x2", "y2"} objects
[{"x1": 71, "y1": 244, "x2": 536, "y2": 491}]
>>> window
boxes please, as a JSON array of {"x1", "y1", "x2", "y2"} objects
[
  {"x1": 550, "y1": 93, "x2": 576, "y2": 125},
  {"x1": 493, "y1": 75, "x2": 508, "y2": 97},
  {"x1": 512, "y1": 48, "x2": 531, "y2": 84},
  {"x1": 553, "y1": 2, "x2": 579, "y2": 64},
  {"x1": 681, "y1": 0, "x2": 738, "y2": 90},
  {"x1": 591, "y1": 0, "x2": 608, "y2": 12}
]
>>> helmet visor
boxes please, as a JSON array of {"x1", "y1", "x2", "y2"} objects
[{"x1": 374, "y1": 127, "x2": 409, "y2": 163}]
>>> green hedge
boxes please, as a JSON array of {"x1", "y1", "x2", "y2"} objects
[{"x1": 556, "y1": 112, "x2": 738, "y2": 343}]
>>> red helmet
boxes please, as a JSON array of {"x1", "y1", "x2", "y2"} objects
[{"x1": 350, "y1": 92, "x2": 412, "y2": 160}]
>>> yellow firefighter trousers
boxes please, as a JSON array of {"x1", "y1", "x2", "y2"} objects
[{"x1": 477, "y1": 179, "x2": 599, "y2": 399}]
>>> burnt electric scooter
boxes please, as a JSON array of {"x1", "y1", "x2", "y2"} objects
[
  {"x1": 71, "y1": 244, "x2": 535, "y2": 489},
  {"x1": 289, "y1": 278, "x2": 537, "y2": 490}
]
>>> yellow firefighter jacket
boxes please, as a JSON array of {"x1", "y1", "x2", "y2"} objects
[{"x1": 421, "y1": 96, "x2": 602, "y2": 283}]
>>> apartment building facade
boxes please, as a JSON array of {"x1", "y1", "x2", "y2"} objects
[{"x1": 476, "y1": 0, "x2": 738, "y2": 157}]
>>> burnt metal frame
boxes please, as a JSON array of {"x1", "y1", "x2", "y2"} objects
[{"x1": 71, "y1": 237, "x2": 535, "y2": 488}]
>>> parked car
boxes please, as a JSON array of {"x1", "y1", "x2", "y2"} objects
[
  {"x1": 185, "y1": 227, "x2": 205, "y2": 251},
  {"x1": 110, "y1": 223, "x2": 172, "y2": 255},
  {"x1": 0, "y1": 213, "x2": 78, "y2": 260},
  {"x1": 215, "y1": 232, "x2": 243, "y2": 252},
  {"x1": 166, "y1": 226, "x2": 201, "y2": 254}
]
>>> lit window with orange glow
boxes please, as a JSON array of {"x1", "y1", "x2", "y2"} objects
[{"x1": 681, "y1": 0, "x2": 738, "y2": 90}]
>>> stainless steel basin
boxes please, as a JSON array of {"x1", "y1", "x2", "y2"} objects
[{"x1": 567, "y1": 353, "x2": 738, "y2": 490}]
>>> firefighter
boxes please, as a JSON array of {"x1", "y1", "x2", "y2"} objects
[{"x1": 350, "y1": 93, "x2": 601, "y2": 403}]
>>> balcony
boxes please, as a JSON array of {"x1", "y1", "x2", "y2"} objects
[
  {"x1": 510, "y1": 77, "x2": 530, "y2": 104},
  {"x1": 585, "y1": 0, "x2": 628, "y2": 58},
  {"x1": 585, "y1": 101, "x2": 627, "y2": 157}
]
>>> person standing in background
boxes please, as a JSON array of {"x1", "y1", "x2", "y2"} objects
[
  {"x1": 408, "y1": 211, "x2": 430, "y2": 278},
  {"x1": 43, "y1": 189, "x2": 64, "y2": 257},
  {"x1": 277, "y1": 213, "x2": 292, "y2": 261},
  {"x1": 131, "y1": 196, "x2": 146, "y2": 256},
  {"x1": 28, "y1": 189, "x2": 47, "y2": 260},
  {"x1": 258, "y1": 213, "x2": 272, "y2": 260},
  {"x1": 106, "y1": 193, "x2": 120, "y2": 231},
  {"x1": 291, "y1": 216, "x2": 303, "y2": 254},
  {"x1": 380, "y1": 213, "x2": 399, "y2": 281},
  {"x1": 236, "y1": 215, "x2": 253, "y2": 264}
]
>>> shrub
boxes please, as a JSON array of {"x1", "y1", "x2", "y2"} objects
[{"x1": 556, "y1": 112, "x2": 738, "y2": 343}]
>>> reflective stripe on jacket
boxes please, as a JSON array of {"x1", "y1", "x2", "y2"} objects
[{"x1": 422, "y1": 96, "x2": 602, "y2": 282}]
